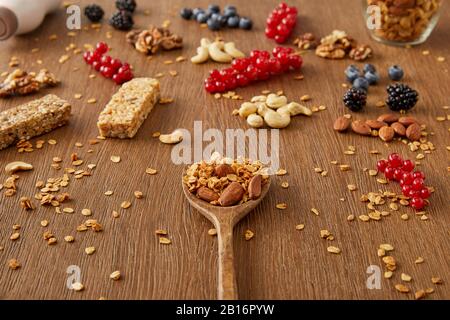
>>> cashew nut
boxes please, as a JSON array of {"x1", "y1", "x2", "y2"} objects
[
  {"x1": 287, "y1": 102, "x2": 312, "y2": 116},
  {"x1": 251, "y1": 95, "x2": 267, "y2": 103},
  {"x1": 247, "y1": 114, "x2": 264, "y2": 128},
  {"x1": 257, "y1": 103, "x2": 269, "y2": 117},
  {"x1": 263, "y1": 109, "x2": 291, "y2": 128},
  {"x1": 208, "y1": 41, "x2": 233, "y2": 63},
  {"x1": 277, "y1": 105, "x2": 290, "y2": 116},
  {"x1": 238, "y1": 102, "x2": 257, "y2": 118},
  {"x1": 200, "y1": 38, "x2": 212, "y2": 48},
  {"x1": 5, "y1": 161, "x2": 33, "y2": 175},
  {"x1": 159, "y1": 130, "x2": 184, "y2": 144},
  {"x1": 224, "y1": 42, "x2": 245, "y2": 58},
  {"x1": 191, "y1": 46, "x2": 210, "y2": 64},
  {"x1": 266, "y1": 94, "x2": 288, "y2": 109}
]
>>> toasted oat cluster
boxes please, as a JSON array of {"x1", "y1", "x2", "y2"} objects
[
  {"x1": 97, "y1": 78, "x2": 160, "y2": 139},
  {"x1": 183, "y1": 159, "x2": 269, "y2": 207},
  {"x1": 0, "y1": 69, "x2": 59, "y2": 98},
  {"x1": 368, "y1": 0, "x2": 441, "y2": 42},
  {"x1": 0, "y1": 94, "x2": 71, "y2": 150}
]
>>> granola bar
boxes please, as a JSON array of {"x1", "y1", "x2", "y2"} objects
[
  {"x1": 0, "y1": 94, "x2": 71, "y2": 150},
  {"x1": 97, "y1": 78, "x2": 160, "y2": 138}
]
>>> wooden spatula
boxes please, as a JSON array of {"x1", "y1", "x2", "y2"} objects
[{"x1": 182, "y1": 178, "x2": 271, "y2": 300}]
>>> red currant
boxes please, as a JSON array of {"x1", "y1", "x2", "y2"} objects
[
  {"x1": 411, "y1": 197, "x2": 425, "y2": 210},
  {"x1": 231, "y1": 59, "x2": 247, "y2": 72},
  {"x1": 384, "y1": 166, "x2": 395, "y2": 180},
  {"x1": 402, "y1": 184, "x2": 412, "y2": 196},
  {"x1": 288, "y1": 55, "x2": 302, "y2": 69},
  {"x1": 420, "y1": 187, "x2": 430, "y2": 199},
  {"x1": 401, "y1": 160, "x2": 415, "y2": 172},
  {"x1": 412, "y1": 171, "x2": 425, "y2": 180},
  {"x1": 110, "y1": 58, "x2": 122, "y2": 71},
  {"x1": 388, "y1": 153, "x2": 403, "y2": 168},
  {"x1": 401, "y1": 172, "x2": 414, "y2": 185},
  {"x1": 204, "y1": 80, "x2": 217, "y2": 93},
  {"x1": 274, "y1": 34, "x2": 287, "y2": 44},
  {"x1": 393, "y1": 168, "x2": 404, "y2": 181},
  {"x1": 92, "y1": 60, "x2": 102, "y2": 71},
  {"x1": 95, "y1": 42, "x2": 109, "y2": 55},
  {"x1": 100, "y1": 55, "x2": 112, "y2": 67},
  {"x1": 101, "y1": 66, "x2": 115, "y2": 78},
  {"x1": 215, "y1": 81, "x2": 226, "y2": 92},
  {"x1": 376, "y1": 159, "x2": 388, "y2": 172},
  {"x1": 412, "y1": 178, "x2": 424, "y2": 191},
  {"x1": 236, "y1": 74, "x2": 249, "y2": 87}
]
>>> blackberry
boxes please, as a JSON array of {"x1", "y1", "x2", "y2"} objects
[
  {"x1": 386, "y1": 83, "x2": 418, "y2": 112},
  {"x1": 343, "y1": 87, "x2": 367, "y2": 112},
  {"x1": 115, "y1": 0, "x2": 136, "y2": 13},
  {"x1": 109, "y1": 11, "x2": 134, "y2": 30},
  {"x1": 84, "y1": 4, "x2": 104, "y2": 22}
]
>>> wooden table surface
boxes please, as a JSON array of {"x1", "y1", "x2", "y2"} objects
[{"x1": 0, "y1": 0, "x2": 449, "y2": 300}]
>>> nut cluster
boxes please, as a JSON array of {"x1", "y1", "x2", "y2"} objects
[
  {"x1": 183, "y1": 159, "x2": 269, "y2": 207},
  {"x1": 126, "y1": 26, "x2": 183, "y2": 55},
  {"x1": 237, "y1": 93, "x2": 312, "y2": 129},
  {"x1": 315, "y1": 30, "x2": 372, "y2": 61},
  {"x1": 0, "y1": 69, "x2": 59, "y2": 98}
]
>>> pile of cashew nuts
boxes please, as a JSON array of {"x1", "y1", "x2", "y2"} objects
[
  {"x1": 191, "y1": 38, "x2": 245, "y2": 64},
  {"x1": 237, "y1": 93, "x2": 313, "y2": 129}
]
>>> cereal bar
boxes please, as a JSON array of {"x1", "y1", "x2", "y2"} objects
[
  {"x1": 0, "y1": 94, "x2": 71, "y2": 150},
  {"x1": 97, "y1": 78, "x2": 160, "y2": 138}
]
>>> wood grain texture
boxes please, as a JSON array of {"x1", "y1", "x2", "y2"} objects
[{"x1": 0, "y1": 0, "x2": 449, "y2": 300}]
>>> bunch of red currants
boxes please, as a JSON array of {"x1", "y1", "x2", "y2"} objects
[
  {"x1": 83, "y1": 42, "x2": 134, "y2": 85},
  {"x1": 204, "y1": 47, "x2": 302, "y2": 93},
  {"x1": 265, "y1": 3, "x2": 298, "y2": 44},
  {"x1": 377, "y1": 153, "x2": 431, "y2": 210}
]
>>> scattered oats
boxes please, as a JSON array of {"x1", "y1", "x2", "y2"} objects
[
  {"x1": 401, "y1": 273, "x2": 412, "y2": 282},
  {"x1": 8, "y1": 259, "x2": 21, "y2": 270},
  {"x1": 347, "y1": 184, "x2": 357, "y2": 191},
  {"x1": 340, "y1": 164, "x2": 351, "y2": 171},
  {"x1": 311, "y1": 208, "x2": 320, "y2": 216},
  {"x1": 87, "y1": 164, "x2": 96, "y2": 169},
  {"x1": 276, "y1": 168, "x2": 287, "y2": 176},
  {"x1": 74, "y1": 93, "x2": 83, "y2": 99},
  {"x1": 169, "y1": 70, "x2": 178, "y2": 77},
  {"x1": 75, "y1": 142, "x2": 83, "y2": 148},
  {"x1": 104, "y1": 190, "x2": 113, "y2": 196},
  {"x1": 155, "y1": 229, "x2": 168, "y2": 236},
  {"x1": 10, "y1": 233, "x2": 20, "y2": 241},
  {"x1": 344, "y1": 150, "x2": 355, "y2": 155},
  {"x1": 377, "y1": 178, "x2": 388, "y2": 184},
  {"x1": 176, "y1": 56, "x2": 187, "y2": 62},
  {"x1": 314, "y1": 167, "x2": 323, "y2": 173},
  {"x1": 376, "y1": 101, "x2": 385, "y2": 108},
  {"x1": 40, "y1": 220, "x2": 49, "y2": 227},
  {"x1": 155, "y1": 72, "x2": 164, "y2": 78},
  {"x1": 112, "y1": 211, "x2": 120, "y2": 218},
  {"x1": 320, "y1": 230, "x2": 333, "y2": 240},
  {"x1": 420, "y1": 215, "x2": 428, "y2": 221},
  {"x1": 415, "y1": 290, "x2": 426, "y2": 300},
  {"x1": 295, "y1": 224, "x2": 305, "y2": 231},
  {"x1": 85, "y1": 246, "x2": 96, "y2": 255},
  {"x1": 120, "y1": 201, "x2": 131, "y2": 209},
  {"x1": 377, "y1": 248, "x2": 386, "y2": 257},
  {"x1": 437, "y1": 56, "x2": 446, "y2": 62},
  {"x1": 110, "y1": 271, "x2": 121, "y2": 281},
  {"x1": 431, "y1": 277, "x2": 443, "y2": 284},
  {"x1": 422, "y1": 50, "x2": 430, "y2": 55},
  {"x1": 416, "y1": 153, "x2": 425, "y2": 160},
  {"x1": 145, "y1": 168, "x2": 157, "y2": 175},
  {"x1": 81, "y1": 209, "x2": 92, "y2": 216},
  {"x1": 72, "y1": 282, "x2": 84, "y2": 291},
  {"x1": 58, "y1": 55, "x2": 70, "y2": 64},
  {"x1": 389, "y1": 203, "x2": 399, "y2": 211},
  {"x1": 384, "y1": 271, "x2": 393, "y2": 279},
  {"x1": 110, "y1": 156, "x2": 121, "y2": 163},
  {"x1": 320, "y1": 171, "x2": 328, "y2": 177},
  {"x1": 64, "y1": 235, "x2": 74, "y2": 243},
  {"x1": 159, "y1": 237, "x2": 172, "y2": 245},
  {"x1": 327, "y1": 246, "x2": 341, "y2": 254},
  {"x1": 281, "y1": 181, "x2": 289, "y2": 188},
  {"x1": 380, "y1": 244, "x2": 394, "y2": 251},
  {"x1": 436, "y1": 116, "x2": 446, "y2": 122},
  {"x1": 358, "y1": 215, "x2": 370, "y2": 222},
  {"x1": 63, "y1": 207, "x2": 74, "y2": 214},
  {"x1": 276, "y1": 203, "x2": 287, "y2": 210},
  {"x1": 208, "y1": 228, "x2": 217, "y2": 236},
  {"x1": 347, "y1": 214, "x2": 355, "y2": 221},
  {"x1": 395, "y1": 284, "x2": 410, "y2": 293},
  {"x1": 401, "y1": 214, "x2": 409, "y2": 221},
  {"x1": 425, "y1": 288, "x2": 435, "y2": 294},
  {"x1": 368, "y1": 170, "x2": 378, "y2": 176},
  {"x1": 134, "y1": 191, "x2": 143, "y2": 199},
  {"x1": 294, "y1": 74, "x2": 304, "y2": 80},
  {"x1": 300, "y1": 95, "x2": 311, "y2": 102},
  {"x1": 244, "y1": 230, "x2": 254, "y2": 241},
  {"x1": 72, "y1": 160, "x2": 83, "y2": 166},
  {"x1": 415, "y1": 257, "x2": 424, "y2": 264},
  {"x1": 152, "y1": 132, "x2": 161, "y2": 138},
  {"x1": 87, "y1": 98, "x2": 97, "y2": 104},
  {"x1": 48, "y1": 139, "x2": 57, "y2": 145},
  {"x1": 48, "y1": 237, "x2": 57, "y2": 245}
]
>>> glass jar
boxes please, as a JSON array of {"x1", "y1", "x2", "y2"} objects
[{"x1": 363, "y1": 0, "x2": 442, "y2": 46}]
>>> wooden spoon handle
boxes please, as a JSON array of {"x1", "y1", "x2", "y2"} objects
[{"x1": 217, "y1": 222, "x2": 238, "y2": 300}]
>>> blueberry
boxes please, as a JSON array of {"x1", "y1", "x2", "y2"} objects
[
  {"x1": 180, "y1": 8, "x2": 192, "y2": 20},
  {"x1": 345, "y1": 65, "x2": 360, "y2": 83},
  {"x1": 388, "y1": 65, "x2": 404, "y2": 81},
  {"x1": 224, "y1": 7, "x2": 237, "y2": 18},
  {"x1": 227, "y1": 15, "x2": 240, "y2": 28},
  {"x1": 364, "y1": 71, "x2": 380, "y2": 85},
  {"x1": 207, "y1": 18, "x2": 221, "y2": 31},
  {"x1": 363, "y1": 63, "x2": 376, "y2": 74},
  {"x1": 192, "y1": 8, "x2": 203, "y2": 18},
  {"x1": 197, "y1": 12, "x2": 209, "y2": 23},
  {"x1": 238, "y1": 17, "x2": 252, "y2": 30},
  {"x1": 224, "y1": 5, "x2": 236, "y2": 11},
  {"x1": 208, "y1": 4, "x2": 221, "y2": 14},
  {"x1": 353, "y1": 77, "x2": 370, "y2": 91}
]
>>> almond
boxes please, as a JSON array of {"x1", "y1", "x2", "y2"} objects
[
  {"x1": 398, "y1": 116, "x2": 418, "y2": 126},
  {"x1": 377, "y1": 113, "x2": 399, "y2": 123},
  {"x1": 333, "y1": 116, "x2": 351, "y2": 132},
  {"x1": 379, "y1": 126, "x2": 395, "y2": 142},
  {"x1": 351, "y1": 120, "x2": 372, "y2": 136},
  {"x1": 248, "y1": 175, "x2": 262, "y2": 200},
  {"x1": 366, "y1": 120, "x2": 388, "y2": 129},
  {"x1": 218, "y1": 182, "x2": 245, "y2": 207},
  {"x1": 391, "y1": 122, "x2": 406, "y2": 136},
  {"x1": 197, "y1": 186, "x2": 220, "y2": 202},
  {"x1": 406, "y1": 123, "x2": 421, "y2": 141},
  {"x1": 214, "y1": 164, "x2": 235, "y2": 178}
]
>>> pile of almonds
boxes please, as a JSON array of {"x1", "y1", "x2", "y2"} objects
[
  {"x1": 183, "y1": 159, "x2": 269, "y2": 207},
  {"x1": 334, "y1": 113, "x2": 422, "y2": 142}
]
